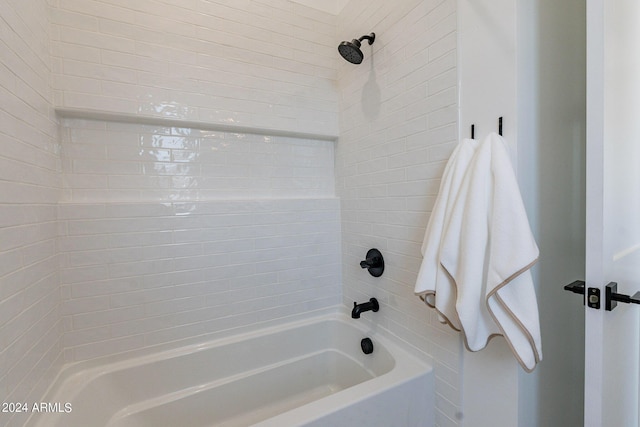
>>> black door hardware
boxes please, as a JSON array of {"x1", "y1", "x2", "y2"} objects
[
  {"x1": 588, "y1": 287, "x2": 601, "y2": 310},
  {"x1": 605, "y1": 282, "x2": 640, "y2": 311},
  {"x1": 564, "y1": 280, "x2": 600, "y2": 309},
  {"x1": 564, "y1": 280, "x2": 585, "y2": 297},
  {"x1": 564, "y1": 280, "x2": 640, "y2": 311}
]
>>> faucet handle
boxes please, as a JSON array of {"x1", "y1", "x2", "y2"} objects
[
  {"x1": 360, "y1": 248, "x2": 384, "y2": 277},
  {"x1": 360, "y1": 256, "x2": 382, "y2": 268}
]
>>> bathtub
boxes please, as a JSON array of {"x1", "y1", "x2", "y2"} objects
[{"x1": 28, "y1": 309, "x2": 434, "y2": 427}]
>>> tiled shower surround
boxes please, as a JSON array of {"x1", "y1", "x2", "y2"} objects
[
  {"x1": 1, "y1": 1, "x2": 62, "y2": 426},
  {"x1": 337, "y1": 1, "x2": 460, "y2": 425},
  {"x1": 60, "y1": 119, "x2": 335, "y2": 202},
  {"x1": 58, "y1": 118, "x2": 341, "y2": 361},
  {"x1": 59, "y1": 197, "x2": 341, "y2": 360},
  {"x1": 1, "y1": 0, "x2": 460, "y2": 426},
  {"x1": 51, "y1": 0, "x2": 338, "y2": 136}
]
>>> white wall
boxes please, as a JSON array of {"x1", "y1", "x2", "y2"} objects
[
  {"x1": 458, "y1": 0, "x2": 517, "y2": 148},
  {"x1": 59, "y1": 118, "x2": 335, "y2": 202},
  {"x1": 457, "y1": 1, "x2": 520, "y2": 425},
  {"x1": 57, "y1": 118, "x2": 341, "y2": 362},
  {"x1": 290, "y1": 0, "x2": 350, "y2": 15},
  {"x1": 517, "y1": 0, "x2": 585, "y2": 426},
  {"x1": 0, "y1": 1, "x2": 63, "y2": 426},
  {"x1": 50, "y1": 0, "x2": 338, "y2": 137},
  {"x1": 42, "y1": 0, "x2": 344, "y2": 363},
  {"x1": 336, "y1": 1, "x2": 462, "y2": 425},
  {"x1": 0, "y1": 0, "x2": 344, "y2": 398},
  {"x1": 58, "y1": 197, "x2": 340, "y2": 362},
  {"x1": 458, "y1": 0, "x2": 586, "y2": 426}
]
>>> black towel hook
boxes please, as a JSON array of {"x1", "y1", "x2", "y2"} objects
[{"x1": 470, "y1": 117, "x2": 503, "y2": 139}]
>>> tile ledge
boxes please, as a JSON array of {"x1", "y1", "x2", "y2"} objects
[
  {"x1": 56, "y1": 197, "x2": 340, "y2": 204},
  {"x1": 55, "y1": 108, "x2": 338, "y2": 142}
]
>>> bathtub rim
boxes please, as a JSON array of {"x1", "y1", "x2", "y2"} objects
[{"x1": 26, "y1": 304, "x2": 434, "y2": 427}]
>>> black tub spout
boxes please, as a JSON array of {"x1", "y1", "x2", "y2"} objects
[{"x1": 351, "y1": 298, "x2": 379, "y2": 319}]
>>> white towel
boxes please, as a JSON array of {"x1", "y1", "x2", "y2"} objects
[
  {"x1": 439, "y1": 132, "x2": 542, "y2": 372},
  {"x1": 414, "y1": 138, "x2": 479, "y2": 330}
]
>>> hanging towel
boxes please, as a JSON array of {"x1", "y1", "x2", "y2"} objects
[
  {"x1": 439, "y1": 132, "x2": 542, "y2": 372},
  {"x1": 414, "y1": 138, "x2": 479, "y2": 330}
]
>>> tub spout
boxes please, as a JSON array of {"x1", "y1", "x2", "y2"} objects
[{"x1": 351, "y1": 298, "x2": 379, "y2": 319}]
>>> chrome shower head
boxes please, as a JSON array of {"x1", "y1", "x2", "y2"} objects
[{"x1": 338, "y1": 32, "x2": 375, "y2": 64}]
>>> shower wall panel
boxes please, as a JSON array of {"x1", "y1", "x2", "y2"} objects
[
  {"x1": 59, "y1": 118, "x2": 335, "y2": 202},
  {"x1": 336, "y1": 0, "x2": 461, "y2": 425},
  {"x1": 57, "y1": 118, "x2": 341, "y2": 362},
  {"x1": 50, "y1": 0, "x2": 339, "y2": 137},
  {"x1": 49, "y1": 0, "x2": 343, "y2": 365},
  {"x1": 0, "y1": 1, "x2": 63, "y2": 426}
]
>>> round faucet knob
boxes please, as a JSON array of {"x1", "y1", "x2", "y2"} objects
[{"x1": 360, "y1": 249, "x2": 384, "y2": 277}]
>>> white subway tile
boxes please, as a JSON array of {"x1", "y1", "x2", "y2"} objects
[
  {"x1": 63, "y1": 91, "x2": 138, "y2": 114},
  {"x1": 63, "y1": 326, "x2": 111, "y2": 348},
  {"x1": 57, "y1": 196, "x2": 340, "y2": 359},
  {"x1": 5, "y1": 6, "x2": 458, "y2": 425},
  {"x1": 69, "y1": 277, "x2": 142, "y2": 299},
  {"x1": 60, "y1": 265, "x2": 109, "y2": 284},
  {"x1": 337, "y1": 0, "x2": 460, "y2": 422},
  {"x1": 52, "y1": 0, "x2": 338, "y2": 133},
  {"x1": 71, "y1": 335, "x2": 145, "y2": 361},
  {"x1": 62, "y1": 296, "x2": 111, "y2": 315},
  {"x1": 72, "y1": 305, "x2": 146, "y2": 330}
]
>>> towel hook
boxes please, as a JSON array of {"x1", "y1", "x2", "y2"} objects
[{"x1": 470, "y1": 118, "x2": 502, "y2": 138}]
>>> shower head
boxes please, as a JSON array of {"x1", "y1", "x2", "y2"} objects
[{"x1": 338, "y1": 32, "x2": 375, "y2": 64}]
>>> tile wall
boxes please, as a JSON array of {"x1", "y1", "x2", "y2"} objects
[
  {"x1": 2, "y1": 1, "x2": 465, "y2": 426},
  {"x1": 60, "y1": 118, "x2": 335, "y2": 202},
  {"x1": 49, "y1": 0, "x2": 343, "y2": 362},
  {"x1": 336, "y1": 1, "x2": 462, "y2": 426},
  {"x1": 57, "y1": 118, "x2": 341, "y2": 362},
  {"x1": 50, "y1": 0, "x2": 339, "y2": 137},
  {"x1": 3, "y1": 1, "x2": 343, "y2": 423},
  {"x1": 0, "y1": 1, "x2": 62, "y2": 426},
  {"x1": 58, "y1": 197, "x2": 341, "y2": 361}
]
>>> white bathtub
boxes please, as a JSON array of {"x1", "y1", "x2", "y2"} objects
[{"x1": 28, "y1": 310, "x2": 434, "y2": 427}]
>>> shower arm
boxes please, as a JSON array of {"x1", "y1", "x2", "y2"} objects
[{"x1": 358, "y1": 33, "x2": 375, "y2": 45}]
